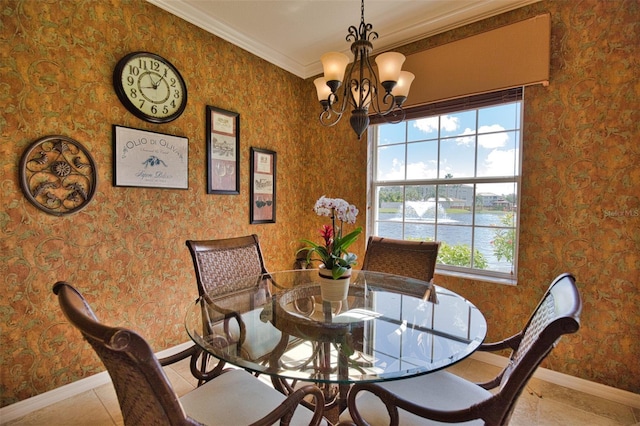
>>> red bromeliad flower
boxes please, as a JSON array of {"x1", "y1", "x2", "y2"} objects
[{"x1": 319, "y1": 224, "x2": 334, "y2": 248}]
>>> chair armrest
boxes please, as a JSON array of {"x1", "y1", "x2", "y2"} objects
[
  {"x1": 474, "y1": 372, "x2": 504, "y2": 390},
  {"x1": 347, "y1": 382, "x2": 488, "y2": 426},
  {"x1": 201, "y1": 296, "x2": 247, "y2": 347},
  {"x1": 263, "y1": 273, "x2": 284, "y2": 291},
  {"x1": 158, "y1": 344, "x2": 227, "y2": 383},
  {"x1": 251, "y1": 384, "x2": 326, "y2": 426},
  {"x1": 158, "y1": 344, "x2": 199, "y2": 366},
  {"x1": 477, "y1": 332, "x2": 523, "y2": 352},
  {"x1": 473, "y1": 332, "x2": 523, "y2": 390}
]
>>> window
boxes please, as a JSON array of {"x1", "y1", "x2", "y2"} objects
[{"x1": 368, "y1": 89, "x2": 523, "y2": 283}]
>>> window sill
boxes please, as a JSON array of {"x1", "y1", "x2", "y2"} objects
[{"x1": 435, "y1": 268, "x2": 517, "y2": 286}]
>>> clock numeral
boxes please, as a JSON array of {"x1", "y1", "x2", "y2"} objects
[
  {"x1": 173, "y1": 89, "x2": 181, "y2": 99},
  {"x1": 138, "y1": 99, "x2": 145, "y2": 108},
  {"x1": 137, "y1": 59, "x2": 161, "y2": 71},
  {"x1": 163, "y1": 105, "x2": 169, "y2": 114},
  {"x1": 126, "y1": 76, "x2": 135, "y2": 86},
  {"x1": 127, "y1": 65, "x2": 140, "y2": 76},
  {"x1": 151, "y1": 104, "x2": 157, "y2": 115},
  {"x1": 169, "y1": 77, "x2": 176, "y2": 87},
  {"x1": 129, "y1": 88, "x2": 138, "y2": 99}
]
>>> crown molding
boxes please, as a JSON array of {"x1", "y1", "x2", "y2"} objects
[{"x1": 148, "y1": 0, "x2": 542, "y2": 80}]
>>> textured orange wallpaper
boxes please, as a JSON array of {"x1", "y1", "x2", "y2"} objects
[
  {"x1": 0, "y1": 0, "x2": 638, "y2": 408},
  {"x1": 0, "y1": 0, "x2": 363, "y2": 406}
]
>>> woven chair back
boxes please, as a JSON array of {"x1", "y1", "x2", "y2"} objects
[
  {"x1": 362, "y1": 236, "x2": 440, "y2": 283},
  {"x1": 186, "y1": 235, "x2": 268, "y2": 298}
]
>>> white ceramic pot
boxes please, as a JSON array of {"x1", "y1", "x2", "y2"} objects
[{"x1": 317, "y1": 267, "x2": 351, "y2": 302}]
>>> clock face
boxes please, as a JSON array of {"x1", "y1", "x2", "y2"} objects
[{"x1": 113, "y1": 52, "x2": 187, "y2": 123}]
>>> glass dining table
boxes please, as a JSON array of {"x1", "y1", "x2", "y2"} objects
[{"x1": 184, "y1": 269, "x2": 487, "y2": 415}]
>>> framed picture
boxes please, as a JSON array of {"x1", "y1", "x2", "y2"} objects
[
  {"x1": 206, "y1": 106, "x2": 239, "y2": 194},
  {"x1": 113, "y1": 125, "x2": 188, "y2": 189},
  {"x1": 250, "y1": 147, "x2": 276, "y2": 224}
]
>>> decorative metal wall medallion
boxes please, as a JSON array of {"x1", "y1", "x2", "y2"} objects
[{"x1": 20, "y1": 135, "x2": 97, "y2": 216}]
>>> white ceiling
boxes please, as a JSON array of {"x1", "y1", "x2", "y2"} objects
[{"x1": 147, "y1": 0, "x2": 540, "y2": 79}]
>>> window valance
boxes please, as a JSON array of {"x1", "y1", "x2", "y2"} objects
[{"x1": 400, "y1": 13, "x2": 550, "y2": 109}]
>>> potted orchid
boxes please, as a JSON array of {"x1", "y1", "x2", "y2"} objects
[{"x1": 298, "y1": 196, "x2": 363, "y2": 280}]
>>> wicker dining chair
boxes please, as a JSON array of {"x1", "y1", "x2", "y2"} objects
[
  {"x1": 339, "y1": 272, "x2": 582, "y2": 426},
  {"x1": 186, "y1": 235, "x2": 282, "y2": 382},
  {"x1": 186, "y1": 235, "x2": 268, "y2": 298},
  {"x1": 52, "y1": 281, "x2": 325, "y2": 426},
  {"x1": 361, "y1": 236, "x2": 440, "y2": 282}
]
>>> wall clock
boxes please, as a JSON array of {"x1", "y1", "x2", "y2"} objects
[{"x1": 113, "y1": 51, "x2": 187, "y2": 123}]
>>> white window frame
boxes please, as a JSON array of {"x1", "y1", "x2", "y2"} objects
[{"x1": 367, "y1": 92, "x2": 523, "y2": 285}]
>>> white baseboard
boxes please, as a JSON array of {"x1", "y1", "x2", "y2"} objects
[
  {"x1": 470, "y1": 352, "x2": 640, "y2": 409},
  {"x1": 2, "y1": 343, "x2": 638, "y2": 423},
  {"x1": 0, "y1": 341, "x2": 194, "y2": 423}
]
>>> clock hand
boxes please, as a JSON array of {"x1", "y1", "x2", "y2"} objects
[{"x1": 148, "y1": 73, "x2": 159, "y2": 89}]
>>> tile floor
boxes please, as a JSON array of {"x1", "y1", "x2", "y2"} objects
[{"x1": 3, "y1": 357, "x2": 639, "y2": 425}]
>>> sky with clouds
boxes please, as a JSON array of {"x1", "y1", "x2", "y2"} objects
[{"x1": 376, "y1": 102, "x2": 521, "y2": 195}]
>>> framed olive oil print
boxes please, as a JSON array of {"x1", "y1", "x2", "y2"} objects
[
  {"x1": 250, "y1": 148, "x2": 276, "y2": 224},
  {"x1": 113, "y1": 125, "x2": 188, "y2": 189}
]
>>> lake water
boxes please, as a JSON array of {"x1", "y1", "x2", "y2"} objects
[{"x1": 375, "y1": 211, "x2": 514, "y2": 273}]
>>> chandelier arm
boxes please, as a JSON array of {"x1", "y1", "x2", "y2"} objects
[
  {"x1": 326, "y1": 55, "x2": 360, "y2": 117},
  {"x1": 372, "y1": 91, "x2": 400, "y2": 117},
  {"x1": 377, "y1": 107, "x2": 407, "y2": 125},
  {"x1": 346, "y1": 25, "x2": 359, "y2": 43},
  {"x1": 365, "y1": 50, "x2": 383, "y2": 114},
  {"x1": 319, "y1": 108, "x2": 343, "y2": 127},
  {"x1": 351, "y1": 44, "x2": 367, "y2": 110},
  {"x1": 361, "y1": 51, "x2": 398, "y2": 118}
]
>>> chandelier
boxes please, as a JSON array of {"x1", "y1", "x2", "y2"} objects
[{"x1": 314, "y1": 0, "x2": 415, "y2": 139}]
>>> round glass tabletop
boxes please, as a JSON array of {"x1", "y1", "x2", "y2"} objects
[{"x1": 185, "y1": 269, "x2": 486, "y2": 384}]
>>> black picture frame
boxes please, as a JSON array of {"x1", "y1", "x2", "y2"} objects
[
  {"x1": 206, "y1": 106, "x2": 240, "y2": 194},
  {"x1": 112, "y1": 125, "x2": 188, "y2": 189},
  {"x1": 250, "y1": 147, "x2": 276, "y2": 224}
]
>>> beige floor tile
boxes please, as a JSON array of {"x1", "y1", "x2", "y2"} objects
[
  {"x1": 509, "y1": 387, "x2": 542, "y2": 425},
  {"x1": 527, "y1": 380, "x2": 637, "y2": 425},
  {"x1": 167, "y1": 355, "x2": 196, "y2": 381},
  {"x1": 93, "y1": 383, "x2": 123, "y2": 426},
  {"x1": 4, "y1": 390, "x2": 116, "y2": 426},
  {"x1": 168, "y1": 352, "x2": 230, "y2": 385},
  {"x1": 448, "y1": 357, "x2": 503, "y2": 383},
  {"x1": 444, "y1": 361, "x2": 466, "y2": 375},
  {"x1": 537, "y1": 398, "x2": 624, "y2": 426},
  {"x1": 165, "y1": 364, "x2": 197, "y2": 397},
  {"x1": 167, "y1": 354, "x2": 211, "y2": 385}
]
